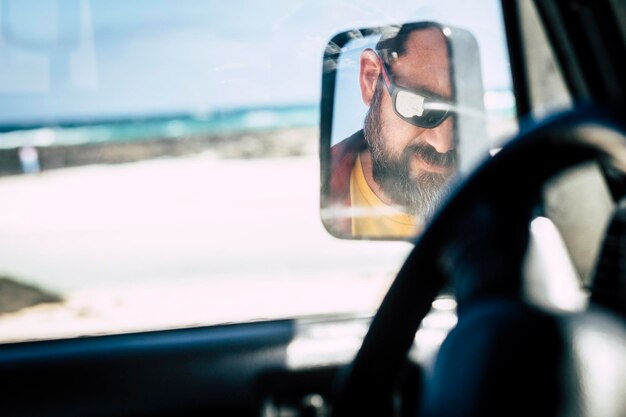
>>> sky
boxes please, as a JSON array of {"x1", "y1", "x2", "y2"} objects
[{"x1": 0, "y1": 0, "x2": 511, "y2": 124}]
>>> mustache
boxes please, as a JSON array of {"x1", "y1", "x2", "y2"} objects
[{"x1": 406, "y1": 143, "x2": 457, "y2": 169}]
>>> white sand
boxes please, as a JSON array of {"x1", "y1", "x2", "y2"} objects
[{"x1": 0, "y1": 153, "x2": 412, "y2": 342}]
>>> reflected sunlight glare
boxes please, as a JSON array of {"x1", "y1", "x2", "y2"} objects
[
  {"x1": 572, "y1": 316, "x2": 626, "y2": 416},
  {"x1": 524, "y1": 216, "x2": 588, "y2": 311}
]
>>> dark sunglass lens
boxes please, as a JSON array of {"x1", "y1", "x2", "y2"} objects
[
  {"x1": 394, "y1": 90, "x2": 450, "y2": 128},
  {"x1": 422, "y1": 110, "x2": 448, "y2": 127},
  {"x1": 404, "y1": 110, "x2": 447, "y2": 128}
]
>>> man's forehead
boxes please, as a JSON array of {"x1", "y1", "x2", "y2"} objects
[
  {"x1": 389, "y1": 28, "x2": 451, "y2": 95},
  {"x1": 404, "y1": 28, "x2": 448, "y2": 53}
]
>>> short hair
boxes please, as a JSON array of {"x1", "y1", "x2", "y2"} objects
[{"x1": 375, "y1": 22, "x2": 443, "y2": 65}]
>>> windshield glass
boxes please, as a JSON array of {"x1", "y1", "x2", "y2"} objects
[{"x1": 0, "y1": 0, "x2": 515, "y2": 343}]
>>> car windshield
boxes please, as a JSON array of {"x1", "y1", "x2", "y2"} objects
[{"x1": 0, "y1": 0, "x2": 516, "y2": 343}]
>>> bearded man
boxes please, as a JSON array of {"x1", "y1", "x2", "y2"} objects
[{"x1": 327, "y1": 23, "x2": 457, "y2": 238}]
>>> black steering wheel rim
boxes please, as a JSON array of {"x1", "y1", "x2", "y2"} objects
[{"x1": 331, "y1": 106, "x2": 626, "y2": 417}]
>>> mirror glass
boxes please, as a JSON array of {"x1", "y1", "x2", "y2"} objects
[{"x1": 320, "y1": 22, "x2": 491, "y2": 240}]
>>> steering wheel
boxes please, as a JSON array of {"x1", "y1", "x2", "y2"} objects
[{"x1": 332, "y1": 107, "x2": 626, "y2": 417}]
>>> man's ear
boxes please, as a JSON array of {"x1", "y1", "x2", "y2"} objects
[{"x1": 360, "y1": 49, "x2": 381, "y2": 106}]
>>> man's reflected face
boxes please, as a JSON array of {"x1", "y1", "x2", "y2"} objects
[{"x1": 364, "y1": 28, "x2": 456, "y2": 218}]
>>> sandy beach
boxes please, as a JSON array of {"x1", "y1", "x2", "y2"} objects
[{"x1": 0, "y1": 134, "x2": 412, "y2": 343}]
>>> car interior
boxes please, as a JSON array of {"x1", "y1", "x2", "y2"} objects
[{"x1": 0, "y1": 1, "x2": 625, "y2": 417}]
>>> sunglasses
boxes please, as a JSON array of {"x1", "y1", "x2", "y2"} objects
[{"x1": 377, "y1": 53, "x2": 453, "y2": 128}]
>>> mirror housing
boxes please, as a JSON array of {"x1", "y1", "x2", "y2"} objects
[{"x1": 320, "y1": 22, "x2": 488, "y2": 240}]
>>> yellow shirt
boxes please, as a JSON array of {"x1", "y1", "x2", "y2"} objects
[{"x1": 350, "y1": 154, "x2": 419, "y2": 238}]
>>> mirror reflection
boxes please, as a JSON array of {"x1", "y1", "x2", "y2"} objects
[{"x1": 321, "y1": 22, "x2": 485, "y2": 240}]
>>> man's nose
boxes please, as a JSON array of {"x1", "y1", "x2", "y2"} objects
[{"x1": 423, "y1": 117, "x2": 454, "y2": 153}]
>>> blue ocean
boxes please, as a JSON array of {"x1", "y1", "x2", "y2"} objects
[{"x1": 0, "y1": 104, "x2": 320, "y2": 149}]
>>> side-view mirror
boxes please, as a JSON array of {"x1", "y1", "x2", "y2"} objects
[{"x1": 320, "y1": 21, "x2": 488, "y2": 240}]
